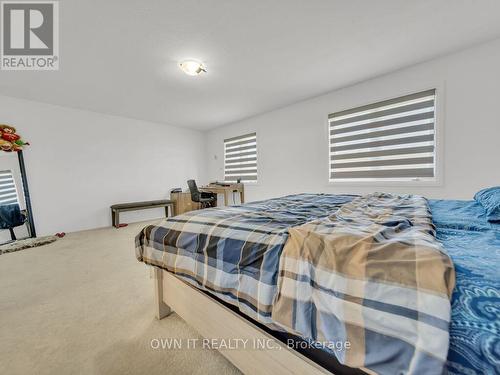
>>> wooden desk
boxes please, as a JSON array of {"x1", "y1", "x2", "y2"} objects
[
  {"x1": 200, "y1": 183, "x2": 244, "y2": 206},
  {"x1": 170, "y1": 192, "x2": 201, "y2": 215}
]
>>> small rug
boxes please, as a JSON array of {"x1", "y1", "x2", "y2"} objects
[{"x1": 0, "y1": 235, "x2": 58, "y2": 255}]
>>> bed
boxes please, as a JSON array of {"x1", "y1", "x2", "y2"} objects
[{"x1": 136, "y1": 193, "x2": 499, "y2": 375}]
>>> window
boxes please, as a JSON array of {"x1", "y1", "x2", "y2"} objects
[
  {"x1": 0, "y1": 170, "x2": 19, "y2": 205},
  {"x1": 224, "y1": 132, "x2": 258, "y2": 183},
  {"x1": 329, "y1": 89, "x2": 436, "y2": 182}
]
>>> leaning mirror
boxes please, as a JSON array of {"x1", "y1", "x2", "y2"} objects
[{"x1": 0, "y1": 125, "x2": 35, "y2": 244}]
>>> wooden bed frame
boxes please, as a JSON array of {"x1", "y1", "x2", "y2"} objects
[{"x1": 153, "y1": 267, "x2": 330, "y2": 375}]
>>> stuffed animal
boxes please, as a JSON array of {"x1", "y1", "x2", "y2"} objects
[
  {"x1": 0, "y1": 139, "x2": 13, "y2": 151},
  {"x1": 0, "y1": 125, "x2": 29, "y2": 152}
]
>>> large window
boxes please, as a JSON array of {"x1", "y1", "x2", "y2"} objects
[
  {"x1": 224, "y1": 132, "x2": 258, "y2": 183},
  {"x1": 329, "y1": 89, "x2": 436, "y2": 182},
  {"x1": 0, "y1": 170, "x2": 19, "y2": 205}
]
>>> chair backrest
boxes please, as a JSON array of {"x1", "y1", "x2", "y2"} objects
[{"x1": 187, "y1": 179, "x2": 201, "y2": 202}]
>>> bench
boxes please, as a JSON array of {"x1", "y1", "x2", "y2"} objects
[{"x1": 110, "y1": 200, "x2": 175, "y2": 228}]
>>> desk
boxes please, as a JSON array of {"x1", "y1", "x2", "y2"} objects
[
  {"x1": 170, "y1": 192, "x2": 201, "y2": 215},
  {"x1": 200, "y1": 183, "x2": 244, "y2": 206}
]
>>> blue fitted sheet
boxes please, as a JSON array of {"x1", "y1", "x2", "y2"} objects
[{"x1": 429, "y1": 199, "x2": 500, "y2": 375}]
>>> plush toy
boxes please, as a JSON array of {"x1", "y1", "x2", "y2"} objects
[
  {"x1": 0, "y1": 139, "x2": 13, "y2": 151},
  {"x1": 0, "y1": 124, "x2": 29, "y2": 152}
]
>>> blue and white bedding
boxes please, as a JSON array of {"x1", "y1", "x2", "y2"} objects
[
  {"x1": 429, "y1": 199, "x2": 500, "y2": 375},
  {"x1": 272, "y1": 193, "x2": 455, "y2": 375},
  {"x1": 136, "y1": 194, "x2": 355, "y2": 324}
]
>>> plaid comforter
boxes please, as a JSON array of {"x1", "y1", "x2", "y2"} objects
[
  {"x1": 135, "y1": 193, "x2": 354, "y2": 324},
  {"x1": 272, "y1": 193, "x2": 455, "y2": 374}
]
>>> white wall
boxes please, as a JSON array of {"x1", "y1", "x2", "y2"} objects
[
  {"x1": 206, "y1": 38, "x2": 500, "y2": 202},
  {"x1": 0, "y1": 96, "x2": 206, "y2": 236}
]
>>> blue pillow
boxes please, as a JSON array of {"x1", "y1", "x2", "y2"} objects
[{"x1": 474, "y1": 186, "x2": 500, "y2": 222}]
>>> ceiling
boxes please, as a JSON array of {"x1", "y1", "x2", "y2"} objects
[{"x1": 1, "y1": 0, "x2": 500, "y2": 130}]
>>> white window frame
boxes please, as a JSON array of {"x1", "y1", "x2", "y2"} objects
[{"x1": 326, "y1": 84, "x2": 444, "y2": 187}]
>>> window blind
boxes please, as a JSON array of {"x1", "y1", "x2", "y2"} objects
[
  {"x1": 0, "y1": 170, "x2": 19, "y2": 205},
  {"x1": 329, "y1": 89, "x2": 436, "y2": 181},
  {"x1": 224, "y1": 132, "x2": 258, "y2": 182}
]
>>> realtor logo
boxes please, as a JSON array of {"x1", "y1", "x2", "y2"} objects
[{"x1": 1, "y1": 1, "x2": 59, "y2": 70}]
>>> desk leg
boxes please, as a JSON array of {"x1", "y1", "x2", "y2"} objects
[
  {"x1": 224, "y1": 191, "x2": 229, "y2": 206},
  {"x1": 240, "y1": 190, "x2": 245, "y2": 204}
]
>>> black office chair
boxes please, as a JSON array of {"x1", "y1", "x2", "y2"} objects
[{"x1": 187, "y1": 180, "x2": 216, "y2": 208}]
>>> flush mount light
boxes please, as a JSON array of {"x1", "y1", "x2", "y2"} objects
[{"x1": 178, "y1": 60, "x2": 206, "y2": 76}]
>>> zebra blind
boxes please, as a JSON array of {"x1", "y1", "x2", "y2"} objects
[
  {"x1": 329, "y1": 89, "x2": 436, "y2": 181},
  {"x1": 0, "y1": 170, "x2": 19, "y2": 205},
  {"x1": 224, "y1": 132, "x2": 258, "y2": 182}
]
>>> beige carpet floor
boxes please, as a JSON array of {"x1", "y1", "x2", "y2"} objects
[{"x1": 0, "y1": 221, "x2": 240, "y2": 375}]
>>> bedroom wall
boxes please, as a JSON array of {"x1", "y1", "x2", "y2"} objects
[
  {"x1": 206, "y1": 37, "x2": 500, "y2": 202},
  {"x1": 0, "y1": 96, "x2": 207, "y2": 236}
]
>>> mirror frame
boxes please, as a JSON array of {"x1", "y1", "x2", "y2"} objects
[{"x1": 17, "y1": 150, "x2": 36, "y2": 238}]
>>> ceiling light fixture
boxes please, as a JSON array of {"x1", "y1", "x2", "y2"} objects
[{"x1": 178, "y1": 60, "x2": 206, "y2": 76}]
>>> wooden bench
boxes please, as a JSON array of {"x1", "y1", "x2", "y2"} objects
[{"x1": 110, "y1": 200, "x2": 175, "y2": 228}]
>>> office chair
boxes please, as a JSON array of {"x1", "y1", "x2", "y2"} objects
[{"x1": 187, "y1": 180, "x2": 216, "y2": 208}]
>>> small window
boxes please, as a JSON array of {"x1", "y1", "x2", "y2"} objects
[
  {"x1": 0, "y1": 170, "x2": 19, "y2": 205},
  {"x1": 329, "y1": 89, "x2": 436, "y2": 182},
  {"x1": 224, "y1": 132, "x2": 258, "y2": 183}
]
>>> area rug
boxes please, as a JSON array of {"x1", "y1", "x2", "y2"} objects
[{"x1": 0, "y1": 235, "x2": 58, "y2": 255}]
